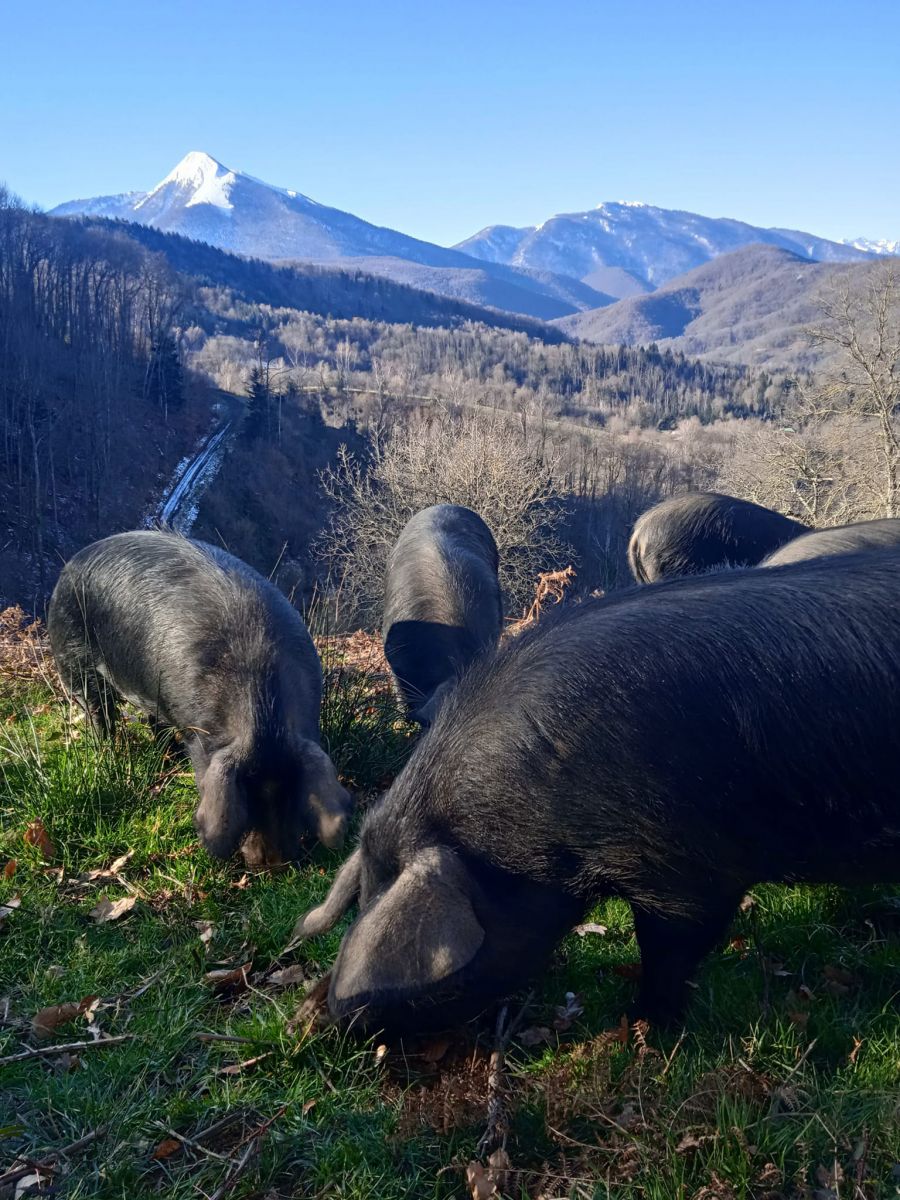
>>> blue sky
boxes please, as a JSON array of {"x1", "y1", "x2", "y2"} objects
[{"x1": 3, "y1": 0, "x2": 897, "y2": 246}]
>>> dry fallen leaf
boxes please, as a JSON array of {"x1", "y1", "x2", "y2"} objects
[
  {"x1": 74, "y1": 850, "x2": 136, "y2": 888},
  {"x1": 216, "y1": 1052, "x2": 272, "y2": 1076},
  {"x1": 465, "y1": 1150, "x2": 512, "y2": 1200},
  {"x1": 466, "y1": 1160, "x2": 497, "y2": 1200},
  {"x1": 267, "y1": 964, "x2": 307, "y2": 989},
  {"x1": 32, "y1": 995, "x2": 97, "y2": 1039},
  {"x1": 848, "y1": 1035, "x2": 864, "y2": 1065},
  {"x1": 24, "y1": 819, "x2": 55, "y2": 861},
  {"x1": 487, "y1": 1150, "x2": 511, "y2": 1189},
  {"x1": 13, "y1": 1170, "x2": 47, "y2": 1195},
  {"x1": 573, "y1": 922, "x2": 608, "y2": 937},
  {"x1": 203, "y1": 962, "x2": 251, "y2": 995},
  {"x1": 151, "y1": 1138, "x2": 182, "y2": 1161},
  {"x1": 89, "y1": 895, "x2": 137, "y2": 923},
  {"x1": 0, "y1": 894, "x2": 22, "y2": 929},
  {"x1": 108, "y1": 850, "x2": 134, "y2": 874},
  {"x1": 676, "y1": 1132, "x2": 704, "y2": 1153},
  {"x1": 194, "y1": 920, "x2": 216, "y2": 951},
  {"x1": 3, "y1": 859, "x2": 16, "y2": 879}
]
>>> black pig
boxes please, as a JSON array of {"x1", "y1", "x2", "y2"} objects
[
  {"x1": 628, "y1": 491, "x2": 807, "y2": 582},
  {"x1": 48, "y1": 531, "x2": 350, "y2": 865},
  {"x1": 761, "y1": 516, "x2": 900, "y2": 567},
  {"x1": 382, "y1": 505, "x2": 502, "y2": 727},
  {"x1": 293, "y1": 550, "x2": 900, "y2": 1035}
]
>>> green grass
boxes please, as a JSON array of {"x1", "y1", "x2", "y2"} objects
[{"x1": 1, "y1": 667, "x2": 899, "y2": 1200}]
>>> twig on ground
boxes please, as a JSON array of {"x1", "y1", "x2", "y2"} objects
[
  {"x1": 474, "y1": 991, "x2": 535, "y2": 1155},
  {"x1": 194, "y1": 1032, "x2": 260, "y2": 1045},
  {"x1": 212, "y1": 1052, "x2": 273, "y2": 1077},
  {"x1": 151, "y1": 1122, "x2": 232, "y2": 1164},
  {"x1": 207, "y1": 1137, "x2": 258, "y2": 1200},
  {"x1": 0, "y1": 1128, "x2": 104, "y2": 1189},
  {"x1": 0, "y1": 1034, "x2": 134, "y2": 1066},
  {"x1": 206, "y1": 1107, "x2": 286, "y2": 1200},
  {"x1": 476, "y1": 1003, "x2": 513, "y2": 1157},
  {"x1": 122, "y1": 968, "x2": 165, "y2": 1003},
  {"x1": 660, "y1": 1028, "x2": 687, "y2": 1078}
]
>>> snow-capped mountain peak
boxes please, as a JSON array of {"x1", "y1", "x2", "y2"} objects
[
  {"x1": 159, "y1": 150, "x2": 227, "y2": 187},
  {"x1": 842, "y1": 235, "x2": 900, "y2": 255},
  {"x1": 138, "y1": 150, "x2": 236, "y2": 211}
]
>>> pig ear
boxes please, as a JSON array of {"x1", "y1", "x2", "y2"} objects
[
  {"x1": 330, "y1": 847, "x2": 484, "y2": 1009},
  {"x1": 288, "y1": 848, "x2": 362, "y2": 945},
  {"x1": 299, "y1": 740, "x2": 352, "y2": 849},
  {"x1": 194, "y1": 751, "x2": 249, "y2": 859}
]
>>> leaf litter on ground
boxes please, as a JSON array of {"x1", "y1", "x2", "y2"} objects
[{"x1": 88, "y1": 895, "x2": 137, "y2": 923}]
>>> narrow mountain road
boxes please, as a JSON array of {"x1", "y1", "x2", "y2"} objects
[{"x1": 152, "y1": 394, "x2": 242, "y2": 534}]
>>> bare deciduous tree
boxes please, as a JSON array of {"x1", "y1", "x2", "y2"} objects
[
  {"x1": 715, "y1": 417, "x2": 881, "y2": 527},
  {"x1": 317, "y1": 409, "x2": 569, "y2": 627},
  {"x1": 804, "y1": 264, "x2": 900, "y2": 516}
]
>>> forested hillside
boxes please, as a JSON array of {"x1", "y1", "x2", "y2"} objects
[
  {"x1": 71, "y1": 217, "x2": 571, "y2": 338},
  {"x1": 2, "y1": 195, "x2": 782, "y2": 609},
  {"x1": 0, "y1": 193, "x2": 217, "y2": 606}
]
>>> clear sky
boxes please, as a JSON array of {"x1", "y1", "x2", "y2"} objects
[{"x1": 3, "y1": 0, "x2": 897, "y2": 247}]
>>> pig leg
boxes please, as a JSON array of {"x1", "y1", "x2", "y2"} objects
[
  {"x1": 65, "y1": 665, "x2": 119, "y2": 737},
  {"x1": 630, "y1": 896, "x2": 741, "y2": 1025}
]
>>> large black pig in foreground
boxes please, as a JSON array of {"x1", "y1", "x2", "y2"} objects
[
  {"x1": 48, "y1": 531, "x2": 351, "y2": 865},
  {"x1": 293, "y1": 550, "x2": 900, "y2": 1035},
  {"x1": 628, "y1": 491, "x2": 807, "y2": 582},
  {"x1": 382, "y1": 504, "x2": 503, "y2": 727},
  {"x1": 761, "y1": 516, "x2": 900, "y2": 567}
]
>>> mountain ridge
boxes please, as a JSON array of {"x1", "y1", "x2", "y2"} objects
[
  {"x1": 455, "y1": 201, "x2": 879, "y2": 294},
  {"x1": 554, "y1": 243, "x2": 890, "y2": 369},
  {"x1": 51, "y1": 152, "x2": 896, "y2": 325},
  {"x1": 50, "y1": 152, "x2": 614, "y2": 321}
]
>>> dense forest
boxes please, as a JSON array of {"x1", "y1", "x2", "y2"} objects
[{"x1": 0, "y1": 195, "x2": 223, "y2": 605}]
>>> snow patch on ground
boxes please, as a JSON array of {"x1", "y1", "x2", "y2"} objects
[{"x1": 148, "y1": 421, "x2": 233, "y2": 534}]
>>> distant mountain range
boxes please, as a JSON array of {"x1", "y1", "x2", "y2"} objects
[
  {"x1": 454, "y1": 201, "x2": 879, "y2": 294},
  {"x1": 50, "y1": 152, "x2": 615, "y2": 321},
  {"x1": 50, "y1": 152, "x2": 897, "y2": 363},
  {"x1": 53, "y1": 152, "x2": 896, "y2": 309}
]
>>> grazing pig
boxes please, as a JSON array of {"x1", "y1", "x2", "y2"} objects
[
  {"x1": 628, "y1": 491, "x2": 807, "y2": 582},
  {"x1": 761, "y1": 517, "x2": 900, "y2": 567},
  {"x1": 293, "y1": 549, "x2": 900, "y2": 1035},
  {"x1": 382, "y1": 505, "x2": 503, "y2": 727},
  {"x1": 48, "y1": 531, "x2": 350, "y2": 865}
]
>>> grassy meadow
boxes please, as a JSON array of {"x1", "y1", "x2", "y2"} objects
[{"x1": 1, "y1": 614, "x2": 899, "y2": 1199}]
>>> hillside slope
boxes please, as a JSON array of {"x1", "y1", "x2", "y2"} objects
[
  {"x1": 555, "y1": 245, "x2": 892, "y2": 368},
  {"x1": 77, "y1": 218, "x2": 570, "y2": 341}
]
